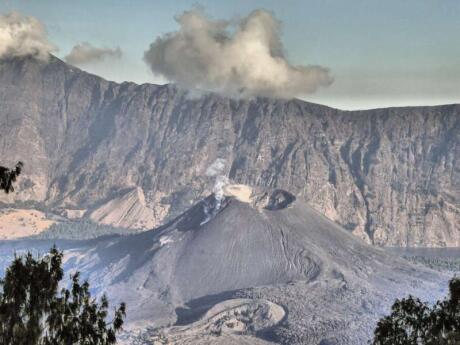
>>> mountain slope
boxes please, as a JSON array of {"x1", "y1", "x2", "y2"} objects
[
  {"x1": 0, "y1": 189, "x2": 447, "y2": 344},
  {"x1": 0, "y1": 56, "x2": 458, "y2": 246}
]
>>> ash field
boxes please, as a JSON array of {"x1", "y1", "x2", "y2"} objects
[{"x1": 0, "y1": 187, "x2": 449, "y2": 344}]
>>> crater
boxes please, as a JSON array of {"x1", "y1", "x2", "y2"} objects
[{"x1": 264, "y1": 189, "x2": 296, "y2": 210}]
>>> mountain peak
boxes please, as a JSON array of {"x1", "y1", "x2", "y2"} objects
[{"x1": 0, "y1": 53, "x2": 458, "y2": 247}]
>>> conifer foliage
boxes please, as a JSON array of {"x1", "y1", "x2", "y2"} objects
[
  {"x1": 0, "y1": 247, "x2": 126, "y2": 345},
  {"x1": 0, "y1": 161, "x2": 23, "y2": 193},
  {"x1": 373, "y1": 277, "x2": 460, "y2": 345}
]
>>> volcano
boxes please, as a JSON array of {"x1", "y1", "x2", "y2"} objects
[
  {"x1": 0, "y1": 56, "x2": 458, "y2": 247},
  {"x1": 0, "y1": 187, "x2": 447, "y2": 344}
]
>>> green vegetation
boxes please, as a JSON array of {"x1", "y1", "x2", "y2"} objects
[
  {"x1": 31, "y1": 219, "x2": 141, "y2": 240},
  {"x1": 0, "y1": 172, "x2": 127, "y2": 344},
  {"x1": 373, "y1": 277, "x2": 460, "y2": 345},
  {"x1": 0, "y1": 247, "x2": 126, "y2": 345},
  {"x1": 404, "y1": 255, "x2": 460, "y2": 272},
  {"x1": 0, "y1": 162, "x2": 23, "y2": 194}
]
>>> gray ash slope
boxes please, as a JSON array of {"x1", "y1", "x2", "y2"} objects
[
  {"x1": 0, "y1": 190, "x2": 447, "y2": 344},
  {"x1": 0, "y1": 56, "x2": 459, "y2": 246}
]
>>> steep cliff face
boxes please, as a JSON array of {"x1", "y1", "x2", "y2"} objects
[{"x1": 0, "y1": 56, "x2": 458, "y2": 246}]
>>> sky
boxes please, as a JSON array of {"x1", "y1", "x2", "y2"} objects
[{"x1": 0, "y1": 0, "x2": 459, "y2": 110}]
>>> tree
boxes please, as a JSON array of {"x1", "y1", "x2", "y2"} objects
[
  {"x1": 373, "y1": 277, "x2": 460, "y2": 345},
  {"x1": 0, "y1": 247, "x2": 126, "y2": 345},
  {"x1": 0, "y1": 161, "x2": 23, "y2": 193}
]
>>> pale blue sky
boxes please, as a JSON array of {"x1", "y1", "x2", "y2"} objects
[{"x1": 1, "y1": 0, "x2": 459, "y2": 109}]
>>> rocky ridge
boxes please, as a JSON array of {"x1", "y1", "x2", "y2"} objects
[{"x1": 0, "y1": 56, "x2": 458, "y2": 246}]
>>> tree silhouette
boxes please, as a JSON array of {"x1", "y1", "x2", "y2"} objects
[
  {"x1": 0, "y1": 247, "x2": 126, "y2": 345},
  {"x1": 373, "y1": 277, "x2": 460, "y2": 345},
  {"x1": 0, "y1": 161, "x2": 23, "y2": 193}
]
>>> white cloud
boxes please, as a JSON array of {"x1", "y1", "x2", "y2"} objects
[
  {"x1": 65, "y1": 42, "x2": 122, "y2": 65},
  {"x1": 144, "y1": 9, "x2": 333, "y2": 99},
  {"x1": 0, "y1": 11, "x2": 56, "y2": 60}
]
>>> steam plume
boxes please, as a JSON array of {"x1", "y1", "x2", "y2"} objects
[
  {"x1": 206, "y1": 158, "x2": 229, "y2": 211},
  {"x1": 65, "y1": 42, "x2": 122, "y2": 65},
  {"x1": 144, "y1": 9, "x2": 333, "y2": 99},
  {"x1": 0, "y1": 12, "x2": 55, "y2": 60}
]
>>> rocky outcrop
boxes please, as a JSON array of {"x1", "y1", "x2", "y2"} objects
[
  {"x1": 0, "y1": 56, "x2": 458, "y2": 246},
  {"x1": 152, "y1": 298, "x2": 286, "y2": 345},
  {"x1": 89, "y1": 187, "x2": 160, "y2": 229}
]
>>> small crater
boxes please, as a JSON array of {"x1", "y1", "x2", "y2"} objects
[{"x1": 264, "y1": 190, "x2": 296, "y2": 210}]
